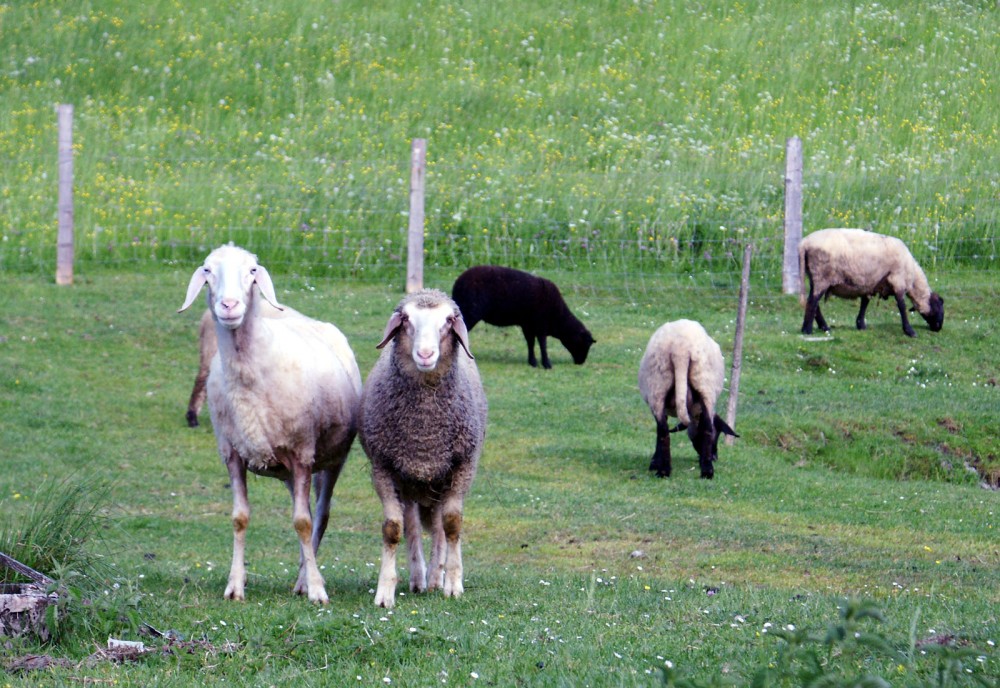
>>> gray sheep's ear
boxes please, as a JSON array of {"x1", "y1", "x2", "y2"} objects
[
  {"x1": 452, "y1": 314, "x2": 474, "y2": 359},
  {"x1": 178, "y1": 267, "x2": 209, "y2": 313},
  {"x1": 376, "y1": 311, "x2": 403, "y2": 349},
  {"x1": 252, "y1": 264, "x2": 283, "y2": 310}
]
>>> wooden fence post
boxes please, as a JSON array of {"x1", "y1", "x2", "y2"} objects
[
  {"x1": 56, "y1": 104, "x2": 74, "y2": 286},
  {"x1": 782, "y1": 136, "x2": 802, "y2": 295},
  {"x1": 725, "y1": 243, "x2": 752, "y2": 445},
  {"x1": 405, "y1": 138, "x2": 427, "y2": 294}
]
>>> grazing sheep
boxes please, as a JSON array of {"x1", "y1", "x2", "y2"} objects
[
  {"x1": 799, "y1": 228, "x2": 944, "y2": 337},
  {"x1": 638, "y1": 319, "x2": 737, "y2": 479},
  {"x1": 177, "y1": 244, "x2": 362, "y2": 604},
  {"x1": 359, "y1": 289, "x2": 488, "y2": 609},
  {"x1": 452, "y1": 265, "x2": 595, "y2": 368},
  {"x1": 185, "y1": 301, "x2": 296, "y2": 427}
]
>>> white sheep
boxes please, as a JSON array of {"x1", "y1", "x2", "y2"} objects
[
  {"x1": 798, "y1": 228, "x2": 944, "y2": 337},
  {"x1": 359, "y1": 289, "x2": 488, "y2": 609},
  {"x1": 177, "y1": 244, "x2": 362, "y2": 604},
  {"x1": 638, "y1": 319, "x2": 737, "y2": 479},
  {"x1": 185, "y1": 301, "x2": 296, "y2": 427}
]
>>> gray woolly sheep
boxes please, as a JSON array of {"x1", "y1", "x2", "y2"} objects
[
  {"x1": 638, "y1": 319, "x2": 737, "y2": 479},
  {"x1": 452, "y1": 265, "x2": 595, "y2": 368},
  {"x1": 799, "y1": 228, "x2": 944, "y2": 337},
  {"x1": 359, "y1": 289, "x2": 488, "y2": 609},
  {"x1": 177, "y1": 244, "x2": 362, "y2": 604}
]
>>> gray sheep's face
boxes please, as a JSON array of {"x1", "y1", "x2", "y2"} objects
[
  {"x1": 405, "y1": 302, "x2": 457, "y2": 372},
  {"x1": 177, "y1": 244, "x2": 281, "y2": 328},
  {"x1": 377, "y1": 297, "x2": 474, "y2": 374}
]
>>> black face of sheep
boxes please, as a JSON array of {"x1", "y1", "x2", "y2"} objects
[
  {"x1": 566, "y1": 329, "x2": 596, "y2": 365},
  {"x1": 918, "y1": 293, "x2": 945, "y2": 332},
  {"x1": 691, "y1": 415, "x2": 739, "y2": 480}
]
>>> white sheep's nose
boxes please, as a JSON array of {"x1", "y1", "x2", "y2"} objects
[
  {"x1": 413, "y1": 347, "x2": 439, "y2": 371},
  {"x1": 215, "y1": 298, "x2": 245, "y2": 328}
]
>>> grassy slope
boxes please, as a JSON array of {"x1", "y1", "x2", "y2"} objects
[{"x1": 0, "y1": 267, "x2": 996, "y2": 685}]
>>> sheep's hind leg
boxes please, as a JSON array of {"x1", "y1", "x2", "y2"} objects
[
  {"x1": 289, "y1": 465, "x2": 328, "y2": 604},
  {"x1": 404, "y1": 500, "x2": 427, "y2": 593},
  {"x1": 224, "y1": 452, "x2": 249, "y2": 601},
  {"x1": 802, "y1": 284, "x2": 828, "y2": 334},
  {"x1": 650, "y1": 418, "x2": 672, "y2": 478}
]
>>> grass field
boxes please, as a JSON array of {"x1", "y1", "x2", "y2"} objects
[
  {"x1": 1, "y1": 0, "x2": 997, "y2": 275},
  {"x1": 0, "y1": 266, "x2": 997, "y2": 685}
]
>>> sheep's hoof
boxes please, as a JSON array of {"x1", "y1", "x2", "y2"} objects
[
  {"x1": 186, "y1": 411, "x2": 199, "y2": 427},
  {"x1": 374, "y1": 590, "x2": 395, "y2": 609}
]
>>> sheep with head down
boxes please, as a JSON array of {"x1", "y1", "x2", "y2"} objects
[
  {"x1": 638, "y1": 319, "x2": 737, "y2": 479},
  {"x1": 799, "y1": 228, "x2": 944, "y2": 337},
  {"x1": 359, "y1": 289, "x2": 487, "y2": 609},
  {"x1": 177, "y1": 243, "x2": 362, "y2": 604}
]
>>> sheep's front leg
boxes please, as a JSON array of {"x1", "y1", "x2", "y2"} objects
[
  {"x1": 440, "y1": 500, "x2": 465, "y2": 598},
  {"x1": 894, "y1": 292, "x2": 917, "y2": 337},
  {"x1": 289, "y1": 465, "x2": 328, "y2": 604},
  {"x1": 650, "y1": 417, "x2": 672, "y2": 478},
  {"x1": 224, "y1": 451, "x2": 249, "y2": 601},
  {"x1": 855, "y1": 296, "x2": 870, "y2": 330},
  {"x1": 404, "y1": 500, "x2": 427, "y2": 593},
  {"x1": 371, "y1": 467, "x2": 403, "y2": 608}
]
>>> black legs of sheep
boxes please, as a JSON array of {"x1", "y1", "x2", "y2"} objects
[
  {"x1": 649, "y1": 415, "x2": 737, "y2": 480},
  {"x1": 649, "y1": 418, "x2": 674, "y2": 478},
  {"x1": 802, "y1": 287, "x2": 925, "y2": 338}
]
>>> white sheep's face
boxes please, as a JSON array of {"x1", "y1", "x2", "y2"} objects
[
  {"x1": 177, "y1": 244, "x2": 281, "y2": 329},
  {"x1": 403, "y1": 301, "x2": 456, "y2": 372}
]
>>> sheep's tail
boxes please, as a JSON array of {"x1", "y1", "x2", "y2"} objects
[
  {"x1": 798, "y1": 245, "x2": 809, "y2": 308},
  {"x1": 672, "y1": 353, "x2": 692, "y2": 428}
]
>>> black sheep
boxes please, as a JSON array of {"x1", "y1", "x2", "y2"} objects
[{"x1": 452, "y1": 265, "x2": 595, "y2": 368}]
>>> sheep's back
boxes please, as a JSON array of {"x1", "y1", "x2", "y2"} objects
[
  {"x1": 453, "y1": 265, "x2": 556, "y2": 328},
  {"x1": 801, "y1": 228, "x2": 915, "y2": 296},
  {"x1": 639, "y1": 320, "x2": 723, "y2": 421}
]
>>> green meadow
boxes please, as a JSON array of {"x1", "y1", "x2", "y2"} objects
[
  {"x1": 1, "y1": 0, "x2": 998, "y2": 685},
  {"x1": 0, "y1": 0, "x2": 996, "y2": 274}
]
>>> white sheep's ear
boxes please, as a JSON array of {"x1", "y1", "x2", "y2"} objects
[
  {"x1": 451, "y1": 314, "x2": 474, "y2": 360},
  {"x1": 376, "y1": 311, "x2": 403, "y2": 349},
  {"x1": 251, "y1": 264, "x2": 283, "y2": 310},
  {"x1": 178, "y1": 266, "x2": 209, "y2": 313}
]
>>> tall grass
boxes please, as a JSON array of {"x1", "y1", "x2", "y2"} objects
[
  {"x1": 0, "y1": 476, "x2": 115, "y2": 587},
  {"x1": 0, "y1": 0, "x2": 996, "y2": 276}
]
